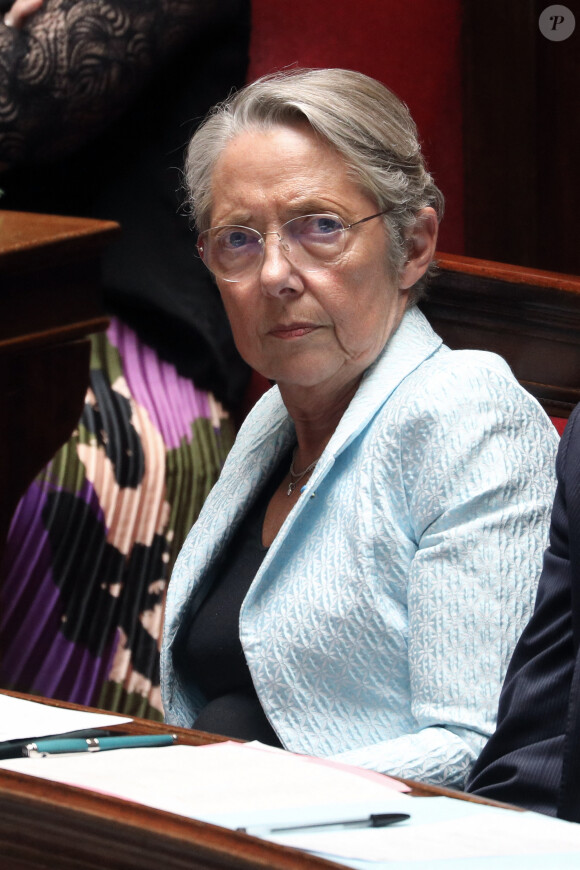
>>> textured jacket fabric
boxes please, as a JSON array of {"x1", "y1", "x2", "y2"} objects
[
  {"x1": 161, "y1": 307, "x2": 558, "y2": 787},
  {"x1": 467, "y1": 404, "x2": 580, "y2": 820}
]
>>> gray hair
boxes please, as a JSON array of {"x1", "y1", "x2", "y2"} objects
[{"x1": 184, "y1": 68, "x2": 444, "y2": 304}]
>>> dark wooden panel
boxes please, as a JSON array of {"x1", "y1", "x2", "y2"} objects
[
  {"x1": 0, "y1": 210, "x2": 119, "y2": 567},
  {"x1": 0, "y1": 340, "x2": 92, "y2": 549},
  {"x1": 422, "y1": 252, "x2": 580, "y2": 417},
  {"x1": 461, "y1": 0, "x2": 579, "y2": 274},
  {"x1": 0, "y1": 211, "x2": 114, "y2": 349}
]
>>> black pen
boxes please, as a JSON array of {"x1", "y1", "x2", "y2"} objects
[
  {"x1": 0, "y1": 729, "x2": 117, "y2": 760},
  {"x1": 239, "y1": 812, "x2": 410, "y2": 835}
]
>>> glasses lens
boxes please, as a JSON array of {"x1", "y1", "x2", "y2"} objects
[
  {"x1": 283, "y1": 214, "x2": 345, "y2": 271},
  {"x1": 198, "y1": 225, "x2": 263, "y2": 281}
]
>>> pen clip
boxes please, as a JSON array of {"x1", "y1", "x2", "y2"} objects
[
  {"x1": 23, "y1": 737, "x2": 95, "y2": 757},
  {"x1": 24, "y1": 744, "x2": 48, "y2": 759}
]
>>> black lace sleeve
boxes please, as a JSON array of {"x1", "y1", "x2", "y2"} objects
[{"x1": 0, "y1": 0, "x2": 242, "y2": 165}]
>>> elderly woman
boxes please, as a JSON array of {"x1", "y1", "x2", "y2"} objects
[{"x1": 161, "y1": 68, "x2": 558, "y2": 787}]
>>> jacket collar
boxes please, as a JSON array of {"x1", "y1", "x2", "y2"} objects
[
  {"x1": 245, "y1": 306, "x2": 442, "y2": 477},
  {"x1": 323, "y1": 305, "x2": 442, "y2": 459}
]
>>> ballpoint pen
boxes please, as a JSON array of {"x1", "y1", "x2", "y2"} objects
[
  {"x1": 238, "y1": 812, "x2": 411, "y2": 835},
  {"x1": 0, "y1": 729, "x2": 117, "y2": 761},
  {"x1": 23, "y1": 734, "x2": 177, "y2": 757}
]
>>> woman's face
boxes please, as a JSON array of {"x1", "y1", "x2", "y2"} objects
[{"x1": 208, "y1": 123, "x2": 434, "y2": 400}]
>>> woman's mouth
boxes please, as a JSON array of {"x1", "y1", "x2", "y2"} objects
[{"x1": 269, "y1": 323, "x2": 319, "y2": 339}]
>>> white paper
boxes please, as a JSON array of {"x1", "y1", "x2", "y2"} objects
[
  {"x1": 0, "y1": 693, "x2": 131, "y2": 741},
  {"x1": 271, "y1": 801, "x2": 580, "y2": 863},
  {"x1": 0, "y1": 740, "x2": 407, "y2": 822}
]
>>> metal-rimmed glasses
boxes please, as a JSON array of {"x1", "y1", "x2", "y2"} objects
[{"x1": 196, "y1": 210, "x2": 390, "y2": 283}]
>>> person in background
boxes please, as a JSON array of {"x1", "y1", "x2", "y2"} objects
[
  {"x1": 467, "y1": 404, "x2": 580, "y2": 822},
  {"x1": 161, "y1": 68, "x2": 558, "y2": 785},
  {"x1": 0, "y1": 0, "x2": 250, "y2": 719}
]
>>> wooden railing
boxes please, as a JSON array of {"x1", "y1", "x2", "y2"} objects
[{"x1": 423, "y1": 252, "x2": 580, "y2": 420}]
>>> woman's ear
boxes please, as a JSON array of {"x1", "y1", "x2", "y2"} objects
[{"x1": 399, "y1": 207, "x2": 439, "y2": 290}]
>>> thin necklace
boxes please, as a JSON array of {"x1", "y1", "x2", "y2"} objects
[{"x1": 287, "y1": 448, "x2": 319, "y2": 496}]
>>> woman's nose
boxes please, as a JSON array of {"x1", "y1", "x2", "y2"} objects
[{"x1": 259, "y1": 235, "x2": 300, "y2": 296}]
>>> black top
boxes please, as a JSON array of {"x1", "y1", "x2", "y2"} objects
[{"x1": 173, "y1": 453, "x2": 293, "y2": 746}]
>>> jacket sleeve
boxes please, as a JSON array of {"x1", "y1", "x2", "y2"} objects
[
  {"x1": 466, "y1": 405, "x2": 580, "y2": 815},
  {"x1": 332, "y1": 359, "x2": 558, "y2": 787},
  {"x1": 0, "y1": 0, "x2": 241, "y2": 166}
]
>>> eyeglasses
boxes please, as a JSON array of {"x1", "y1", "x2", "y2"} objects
[{"x1": 196, "y1": 210, "x2": 390, "y2": 282}]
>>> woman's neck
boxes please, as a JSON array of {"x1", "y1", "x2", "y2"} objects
[{"x1": 279, "y1": 376, "x2": 361, "y2": 469}]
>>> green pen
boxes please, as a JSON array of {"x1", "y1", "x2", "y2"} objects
[{"x1": 24, "y1": 734, "x2": 177, "y2": 757}]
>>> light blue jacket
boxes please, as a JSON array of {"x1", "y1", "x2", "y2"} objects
[{"x1": 161, "y1": 307, "x2": 558, "y2": 787}]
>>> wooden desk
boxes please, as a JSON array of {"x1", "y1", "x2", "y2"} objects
[
  {"x1": 0, "y1": 691, "x2": 513, "y2": 870},
  {"x1": 0, "y1": 211, "x2": 119, "y2": 567}
]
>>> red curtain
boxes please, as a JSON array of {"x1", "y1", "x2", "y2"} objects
[{"x1": 247, "y1": 1, "x2": 464, "y2": 255}]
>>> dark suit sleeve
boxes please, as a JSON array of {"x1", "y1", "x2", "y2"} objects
[{"x1": 467, "y1": 405, "x2": 580, "y2": 819}]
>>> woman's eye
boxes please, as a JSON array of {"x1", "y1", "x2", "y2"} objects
[
  {"x1": 318, "y1": 217, "x2": 342, "y2": 233},
  {"x1": 223, "y1": 230, "x2": 250, "y2": 249},
  {"x1": 300, "y1": 216, "x2": 343, "y2": 236}
]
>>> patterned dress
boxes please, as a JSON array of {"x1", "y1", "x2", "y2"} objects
[{"x1": 0, "y1": 320, "x2": 235, "y2": 721}]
